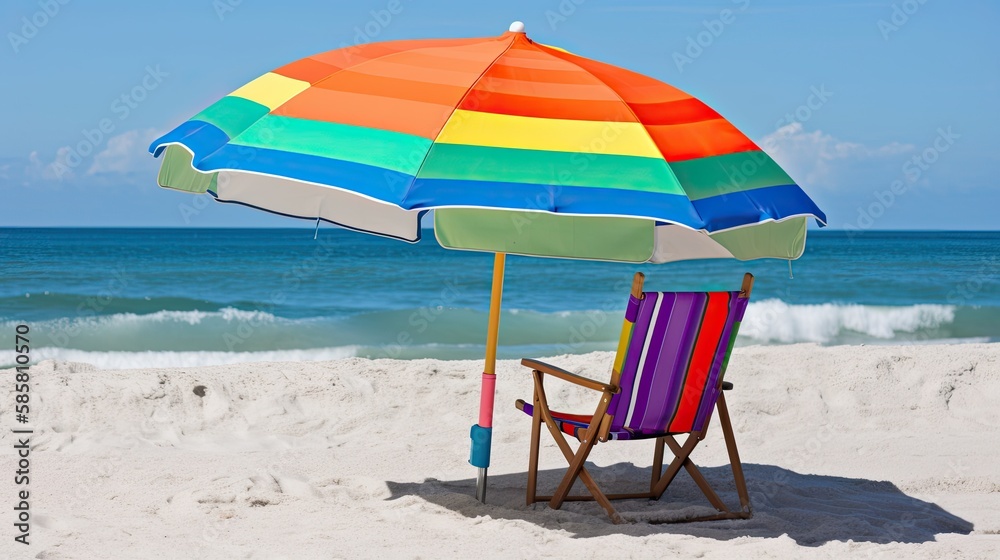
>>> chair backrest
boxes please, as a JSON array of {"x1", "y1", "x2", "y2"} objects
[{"x1": 606, "y1": 276, "x2": 751, "y2": 435}]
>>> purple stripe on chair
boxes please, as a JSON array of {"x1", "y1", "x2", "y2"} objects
[
  {"x1": 625, "y1": 295, "x2": 642, "y2": 322},
  {"x1": 608, "y1": 292, "x2": 659, "y2": 427},
  {"x1": 652, "y1": 293, "x2": 708, "y2": 432},
  {"x1": 634, "y1": 293, "x2": 703, "y2": 433},
  {"x1": 733, "y1": 294, "x2": 751, "y2": 322},
  {"x1": 625, "y1": 293, "x2": 675, "y2": 429}
]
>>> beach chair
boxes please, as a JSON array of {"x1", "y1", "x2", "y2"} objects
[{"x1": 515, "y1": 272, "x2": 754, "y2": 523}]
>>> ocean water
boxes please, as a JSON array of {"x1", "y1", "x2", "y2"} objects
[{"x1": 1, "y1": 228, "x2": 998, "y2": 369}]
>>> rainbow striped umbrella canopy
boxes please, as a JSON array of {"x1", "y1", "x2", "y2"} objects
[
  {"x1": 150, "y1": 24, "x2": 825, "y2": 263},
  {"x1": 149, "y1": 22, "x2": 826, "y2": 503}
]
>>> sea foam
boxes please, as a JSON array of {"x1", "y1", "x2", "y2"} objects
[
  {"x1": 740, "y1": 299, "x2": 956, "y2": 343},
  {"x1": 0, "y1": 301, "x2": 969, "y2": 369}
]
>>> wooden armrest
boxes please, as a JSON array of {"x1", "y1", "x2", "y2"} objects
[{"x1": 520, "y1": 358, "x2": 618, "y2": 394}]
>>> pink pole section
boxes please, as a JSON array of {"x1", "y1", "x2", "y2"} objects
[
  {"x1": 477, "y1": 253, "x2": 505, "y2": 430},
  {"x1": 478, "y1": 373, "x2": 497, "y2": 428}
]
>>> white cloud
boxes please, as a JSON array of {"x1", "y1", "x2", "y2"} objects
[
  {"x1": 15, "y1": 128, "x2": 162, "y2": 187},
  {"x1": 758, "y1": 122, "x2": 914, "y2": 188},
  {"x1": 87, "y1": 128, "x2": 160, "y2": 176},
  {"x1": 25, "y1": 148, "x2": 75, "y2": 182}
]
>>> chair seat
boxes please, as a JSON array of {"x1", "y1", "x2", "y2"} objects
[{"x1": 515, "y1": 399, "x2": 670, "y2": 441}]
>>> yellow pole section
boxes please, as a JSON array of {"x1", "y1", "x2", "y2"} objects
[{"x1": 483, "y1": 252, "x2": 506, "y2": 375}]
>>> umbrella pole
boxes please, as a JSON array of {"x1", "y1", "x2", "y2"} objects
[{"x1": 470, "y1": 252, "x2": 506, "y2": 503}]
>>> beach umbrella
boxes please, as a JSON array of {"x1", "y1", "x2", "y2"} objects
[{"x1": 149, "y1": 22, "x2": 826, "y2": 502}]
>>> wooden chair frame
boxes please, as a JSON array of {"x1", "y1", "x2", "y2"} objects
[{"x1": 518, "y1": 273, "x2": 754, "y2": 524}]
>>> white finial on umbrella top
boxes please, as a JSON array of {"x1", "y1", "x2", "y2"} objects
[{"x1": 509, "y1": 21, "x2": 525, "y2": 33}]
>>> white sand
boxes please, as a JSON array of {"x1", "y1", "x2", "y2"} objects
[{"x1": 2, "y1": 343, "x2": 999, "y2": 559}]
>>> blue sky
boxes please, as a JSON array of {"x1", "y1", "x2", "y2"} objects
[{"x1": 1, "y1": 0, "x2": 996, "y2": 229}]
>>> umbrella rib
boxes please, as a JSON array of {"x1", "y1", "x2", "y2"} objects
[
  {"x1": 527, "y1": 41, "x2": 709, "y2": 230},
  {"x1": 401, "y1": 35, "x2": 520, "y2": 209}
]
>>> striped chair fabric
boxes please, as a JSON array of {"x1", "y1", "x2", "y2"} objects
[{"x1": 519, "y1": 290, "x2": 749, "y2": 440}]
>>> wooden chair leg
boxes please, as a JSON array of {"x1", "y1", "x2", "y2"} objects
[
  {"x1": 651, "y1": 437, "x2": 665, "y2": 492},
  {"x1": 651, "y1": 432, "x2": 700, "y2": 499},
  {"x1": 650, "y1": 394, "x2": 753, "y2": 519},
  {"x1": 526, "y1": 394, "x2": 543, "y2": 505},
  {"x1": 647, "y1": 397, "x2": 754, "y2": 523},
  {"x1": 549, "y1": 434, "x2": 598, "y2": 509},
  {"x1": 525, "y1": 396, "x2": 751, "y2": 523},
  {"x1": 531, "y1": 371, "x2": 622, "y2": 523},
  {"x1": 663, "y1": 437, "x2": 728, "y2": 512},
  {"x1": 717, "y1": 392, "x2": 752, "y2": 514},
  {"x1": 538, "y1": 411, "x2": 620, "y2": 522}
]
